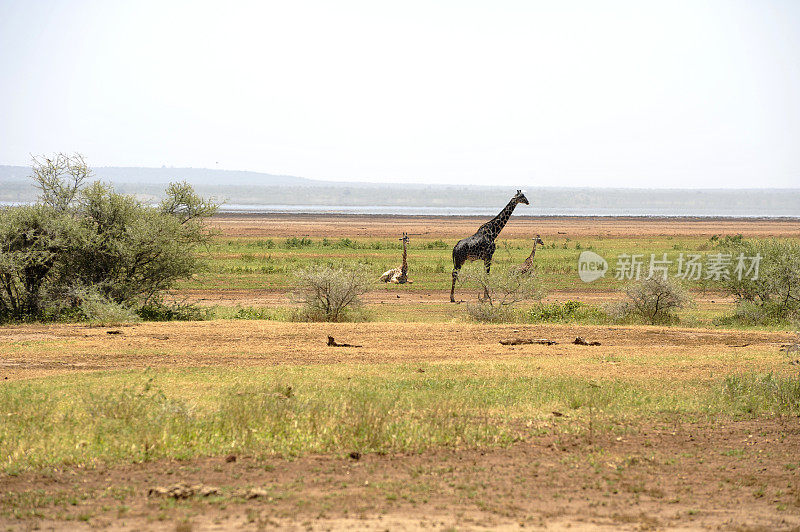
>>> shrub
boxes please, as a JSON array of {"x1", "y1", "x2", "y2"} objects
[
  {"x1": 72, "y1": 181, "x2": 216, "y2": 305},
  {"x1": 422, "y1": 239, "x2": 449, "y2": 250},
  {"x1": 526, "y1": 300, "x2": 609, "y2": 324},
  {"x1": 136, "y1": 299, "x2": 210, "y2": 321},
  {"x1": 229, "y1": 306, "x2": 290, "y2": 321},
  {"x1": 0, "y1": 204, "x2": 82, "y2": 319},
  {"x1": 714, "y1": 300, "x2": 791, "y2": 327},
  {"x1": 72, "y1": 286, "x2": 140, "y2": 324},
  {"x1": 292, "y1": 264, "x2": 373, "y2": 322},
  {"x1": 248, "y1": 239, "x2": 275, "y2": 249},
  {"x1": 284, "y1": 237, "x2": 313, "y2": 249},
  {"x1": 609, "y1": 277, "x2": 692, "y2": 325},
  {"x1": 716, "y1": 238, "x2": 800, "y2": 324},
  {"x1": 460, "y1": 266, "x2": 545, "y2": 323},
  {"x1": 465, "y1": 300, "x2": 514, "y2": 323},
  {"x1": 333, "y1": 238, "x2": 356, "y2": 249},
  {"x1": 0, "y1": 154, "x2": 217, "y2": 323}
]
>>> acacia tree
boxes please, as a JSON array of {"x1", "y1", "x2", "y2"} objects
[
  {"x1": 30, "y1": 153, "x2": 90, "y2": 212},
  {"x1": 68, "y1": 180, "x2": 216, "y2": 304},
  {"x1": 0, "y1": 154, "x2": 217, "y2": 322},
  {"x1": 717, "y1": 237, "x2": 800, "y2": 322},
  {"x1": 0, "y1": 204, "x2": 81, "y2": 319}
]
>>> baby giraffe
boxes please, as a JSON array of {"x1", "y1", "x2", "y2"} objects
[
  {"x1": 516, "y1": 235, "x2": 544, "y2": 275},
  {"x1": 379, "y1": 233, "x2": 412, "y2": 284}
]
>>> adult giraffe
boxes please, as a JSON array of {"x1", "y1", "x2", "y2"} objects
[{"x1": 450, "y1": 190, "x2": 529, "y2": 302}]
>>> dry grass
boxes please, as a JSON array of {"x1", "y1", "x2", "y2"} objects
[
  {"x1": 0, "y1": 320, "x2": 793, "y2": 382},
  {"x1": 2, "y1": 322, "x2": 798, "y2": 474}
]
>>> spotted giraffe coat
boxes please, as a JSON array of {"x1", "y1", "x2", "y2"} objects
[{"x1": 450, "y1": 190, "x2": 529, "y2": 301}]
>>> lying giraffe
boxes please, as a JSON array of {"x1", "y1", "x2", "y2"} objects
[{"x1": 379, "y1": 233, "x2": 412, "y2": 284}]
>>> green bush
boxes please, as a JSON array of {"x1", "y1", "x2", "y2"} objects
[
  {"x1": 136, "y1": 300, "x2": 210, "y2": 321},
  {"x1": 333, "y1": 238, "x2": 356, "y2": 249},
  {"x1": 0, "y1": 154, "x2": 216, "y2": 323},
  {"x1": 422, "y1": 239, "x2": 449, "y2": 250},
  {"x1": 713, "y1": 300, "x2": 792, "y2": 327},
  {"x1": 72, "y1": 286, "x2": 140, "y2": 324},
  {"x1": 230, "y1": 306, "x2": 290, "y2": 321},
  {"x1": 292, "y1": 264, "x2": 373, "y2": 322},
  {"x1": 0, "y1": 204, "x2": 82, "y2": 319},
  {"x1": 283, "y1": 236, "x2": 313, "y2": 249},
  {"x1": 526, "y1": 300, "x2": 608, "y2": 324},
  {"x1": 609, "y1": 277, "x2": 692, "y2": 325},
  {"x1": 716, "y1": 238, "x2": 800, "y2": 324},
  {"x1": 248, "y1": 239, "x2": 275, "y2": 249}
]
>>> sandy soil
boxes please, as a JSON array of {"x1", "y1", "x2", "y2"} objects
[{"x1": 210, "y1": 213, "x2": 800, "y2": 239}]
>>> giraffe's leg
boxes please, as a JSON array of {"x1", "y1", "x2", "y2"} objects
[
  {"x1": 451, "y1": 244, "x2": 467, "y2": 303},
  {"x1": 483, "y1": 258, "x2": 492, "y2": 300}
]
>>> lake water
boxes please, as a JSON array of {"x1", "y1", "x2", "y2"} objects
[
  {"x1": 217, "y1": 204, "x2": 798, "y2": 218},
  {"x1": 2, "y1": 201, "x2": 796, "y2": 218}
]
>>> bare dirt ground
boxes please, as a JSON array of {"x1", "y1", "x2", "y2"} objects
[
  {"x1": 2, "y1": 420, "x2": 799, "y2": 531},
  {"x1": 180, "y1": 288, "x2": 733, "y2": 309},
  {"x1": 209, "y1": 213, "x2": 800, "y2": 239}
]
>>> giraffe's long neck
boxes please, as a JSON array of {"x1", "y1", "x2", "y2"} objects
[
  {"x1": 524, "y1": 241, "x2": 538, "y2": 266},
  {"x1": 401, "y1": 239, "x2": 408, "y2": 274},
  {"x1": 481, "y1": 198, "x2": 518, "y2": 240}
]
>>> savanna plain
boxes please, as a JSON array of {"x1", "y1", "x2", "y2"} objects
[{"x1": 2, "y1": 214, "x2": 800, "y2": 531}]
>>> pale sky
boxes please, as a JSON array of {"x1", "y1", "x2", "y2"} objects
[{"x1": 1, "y1": 0, "x2": 798, "y2": 187}]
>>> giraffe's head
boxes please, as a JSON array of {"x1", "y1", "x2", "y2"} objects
[
  {"x1": 533, "y1": 234, "x2": 544, "y2": 246},
  {"x1": 514, "y1": 190, "x2": 529, "y2": 205},
  {"x1": 399, "y1": 232, "x2": 409, "y2": 244}
]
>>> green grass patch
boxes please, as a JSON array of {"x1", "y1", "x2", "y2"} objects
[
  {"x1": 524, "y1": 300, "x2": 610, "y2": 324},
  {"x1": 184, "y1": 235, "x2": 734, "y2": 292},
  {"x1": 212, "y1": 306, "x2": 294, "y2": 321},
  {"x1": 2, "y1": 363, "x2": 798, "y2": 474},
  {"x1": 719, "y1": 372, "x2": 800, "y2": 415},
  {"x1": 162, "y1": 234, "x2": 797, "y2": 330}
]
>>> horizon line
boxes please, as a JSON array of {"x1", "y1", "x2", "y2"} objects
[{"x1": 1, "y1": 163, "x2": 799, "y2": 192}]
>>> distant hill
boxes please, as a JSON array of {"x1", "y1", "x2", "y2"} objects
[
  {"x1": 2, "y1": 165, "x2": 799, "y2": 217},
  {"x1": 0, "y1": 165, "x2": 312, "y2": 187}
]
